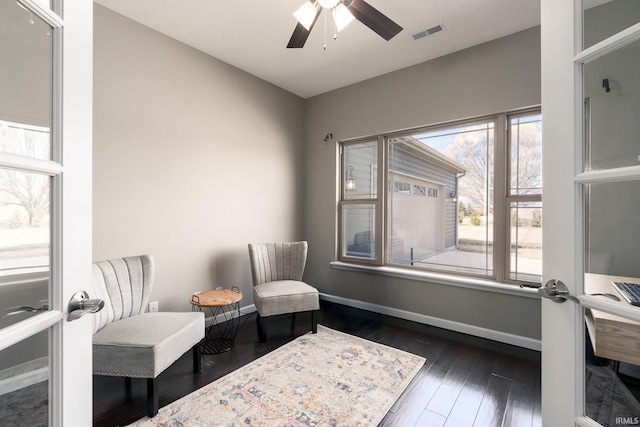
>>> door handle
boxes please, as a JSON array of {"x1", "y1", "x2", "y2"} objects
[
  {"x1": 538, "y1": 279, "x2": 580, "y2": 303},
  {"x1": 3, "y1": 300, "x2": 49, "y2": 317},
  {"x1": 67, "y1": 291, "x2": 105, "y2": 321}
]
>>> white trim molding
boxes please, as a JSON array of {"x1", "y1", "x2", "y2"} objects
[
  {"x1": 319, "y1": 292, "x2": 542, "y2": 351},
  {"x1": 0, "y1": 357, "x2": 48, "y2": 396},
  {"x1": 0, "y1": 311, "x2": 62, "y2": 352},
  {"x1": 0, "y1": 152, "x2": 63, "y2": 176}
]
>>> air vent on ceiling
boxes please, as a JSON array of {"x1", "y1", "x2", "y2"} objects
[{"x1": 412, "y1": 24, "x2": 445, "y2": 41}]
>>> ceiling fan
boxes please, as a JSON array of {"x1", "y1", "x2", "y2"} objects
[{"x1": 287, "y1": 0, "x2": 403, "y2": 49}]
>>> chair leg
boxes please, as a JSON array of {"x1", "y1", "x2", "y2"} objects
[
  {"x1": 147, "y1": 377, "x2": 159, "y2": 417},
  {"x1": 256, "y1": 313, "x2": 267, "y2": 343},
  {"x1": 193, "y1": 343, "x2": 201, "y2": 374},
  {"x1": 311, "y1": 310, "x2": 318, "y2": 334},
  {"x1": 124, "y1": 377, "x2": 133, "y2": 401},
  {"x1": 290, "y1": 312, "x2": 296, "y2": 334}
]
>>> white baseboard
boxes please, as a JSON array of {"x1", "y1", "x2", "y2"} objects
[
  {"x1": 0, "y1": 357, "x2": 48, "y2": 396},
  {"x1": 319, "y1": 293, "x2": 541, "y2": 352}
]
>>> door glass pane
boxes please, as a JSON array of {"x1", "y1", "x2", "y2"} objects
[
  {"x1": 343, "y1": 141, "x2": 377, "y2": 200},
  {"x1": 510, "y1": 201, "x2": 542, "y2": 283},
  {"x1": 0, "y1": 0, "x2": 53, "y2": 160},
  {"x1": 584, "y1": 180, "x2": 640, "y2": 426},
  {"x1": 342, "y1": 204, "x2": 376, "y2": 259},
  {"x1": 584, "y1": 305, "x2": 640, "y2": 426},
  {"x1": 0, "y1": 169, "x2": 50, "y2": 330},
  {"x1": 0, "y1": 329, "x2": 49, "y2": 426},
  {"x1": 387, "y1": 122, "x2": 494, "y2": 276},
  {"x1": 583, "y1": 37, "x2": 640, "y2": 171},
  {"x1": 586, "y1": 181, "x2": 640, "y2": 278},
  {"x1": 583, "y1": 0, "x2": 640, "y2": 49}
]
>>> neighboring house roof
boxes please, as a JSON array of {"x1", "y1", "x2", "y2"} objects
[{"x1": 391, "y1": 136, "x2": 466, "y2": 175}]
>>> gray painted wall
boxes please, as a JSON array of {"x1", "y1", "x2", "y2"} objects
[
  {"x1": 93, "y1": 5, "x2": 305, "y2": 312},
  {"x1": 303, "y1": 27, "x2": 542, "y2": 340},
  {"x1": 92, "y1": 7, "x2": 543, "y2": 341}
]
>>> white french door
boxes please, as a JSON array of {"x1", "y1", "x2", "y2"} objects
[
  {"x1": 0, "y1": 1, "x2": 93, "y2": 426},
  {"x1": 542, "y1": 0, "x2": 640, "y2": 426}
]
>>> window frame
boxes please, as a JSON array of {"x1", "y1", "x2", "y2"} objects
[
  {"x1": 337, "y1": 107, "x2": 542, "y2": 286},
  {"x1": 338, "y1": 137, "x2": 385, "y2": 266},
  {"x1": 505, "y1": 111, "x2": 543, "y2": 283}
]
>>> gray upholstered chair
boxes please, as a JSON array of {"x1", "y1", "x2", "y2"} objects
[
  {"x1": 248, "y1": 242, "x2": 319, "y2": 342},
  {"x1": 90, "y1": 255, "x2": 204, "y2": 417}
]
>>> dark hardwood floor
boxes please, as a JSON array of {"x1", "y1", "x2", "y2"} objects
[{"x1": 93, "y1": 301, "x2": 541, "y2": 427}]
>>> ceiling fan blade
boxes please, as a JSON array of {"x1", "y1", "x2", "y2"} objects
[
  {"x1": 348, "y1": 0, "x2": 403, "y2": 41},
  {"x1": 287, "y1": 8, "x2": 322, "y2": 48}
]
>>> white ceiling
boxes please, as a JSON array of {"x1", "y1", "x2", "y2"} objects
[{"x1": 94, "y1": 0, "x2": 541, "y2": 99}]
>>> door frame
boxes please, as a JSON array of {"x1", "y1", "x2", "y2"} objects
[
  {"x1": 540, "y1": 2, "x2": 580, "y2": 424},
  {"x1": 0, "y1": 1, "x2": 94, "y2": 425},
  {"x1": 541, "y1": 1, "x2": 640, "y2": 425},
  {"x1": 58, "y1": 1, "x2": 94, "y2": 425}
]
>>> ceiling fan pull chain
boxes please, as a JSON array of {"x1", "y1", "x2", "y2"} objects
[{"x1": 323, "y1": 10, "x2": 327, "y2": 50}]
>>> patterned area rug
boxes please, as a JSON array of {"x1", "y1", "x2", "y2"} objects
[{"x1": 130, "y1": 325, "x2": 425, "y2": 426}]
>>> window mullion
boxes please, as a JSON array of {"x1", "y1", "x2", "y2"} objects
[
  {"x1": 506, "y1": 195, "x2": 542, "y2": 203},
  {"x1": 378, "y1": 135, "x2": 386, "y2": 265},
  {"x1": 494, "y1": 115, "x2": 508, "y2": 283}
]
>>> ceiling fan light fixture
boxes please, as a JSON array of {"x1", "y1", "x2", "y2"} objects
[
  {"x1": 332, "y1": 3, "x2": 355, "y2": 32},
  {"x1": 318, "y1": 0, "x2": 339, "y2": 8},
  {"x1": 294, "y1": 1, "x2": 319, "y2": 31},
  {"x1": 287, "y1": 0, "x2": 403, "y2": 49}
]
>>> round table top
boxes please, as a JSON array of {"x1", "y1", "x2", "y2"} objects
[{"x1": 189, "y1": 289, "x2": 243, "y2": 307}]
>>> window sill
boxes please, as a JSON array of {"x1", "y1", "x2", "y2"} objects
[{"x1": 330, "y1": 261, "x2": 541, "y2": 299}]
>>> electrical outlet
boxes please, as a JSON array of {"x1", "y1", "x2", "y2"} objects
[
  {"x1": 149, "y1": 301, "x2": 158, "y2": 313},
  {"x1": 215, "y1": 286, "x2": 222, "y2": 290}
]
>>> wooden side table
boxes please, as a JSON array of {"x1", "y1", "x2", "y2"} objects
[{"x1": 189, "y1": 288, "x2": 242, "y2": 354}]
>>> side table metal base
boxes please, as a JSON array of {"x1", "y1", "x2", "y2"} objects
[
  {"x1": 201, "y1": 303, "x2": 240, "y2": 354},
  {"x1": 190, "y1": 288, "x2": 243, "y2": 355},
  {"x1": 202, "y1": 337, "x2": 234, "y2": 354}
]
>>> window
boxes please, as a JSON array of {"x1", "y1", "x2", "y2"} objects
[
  {"x1": 507, "y1": 113, "x2": 542, "y2": 282},
  {"x1": 0, "y1": 121, "x2": 51, "y2": 278},
  {"x1": 340, "y1": 139, "x2": 383, "y2": 264},
  {"x1": 338, "y1": 110, "x2": 542, "y2": 285}
]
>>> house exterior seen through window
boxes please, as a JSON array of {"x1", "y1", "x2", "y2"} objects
[{"x1": 339, "y1": 109, "x2": 542, "y2": 285}]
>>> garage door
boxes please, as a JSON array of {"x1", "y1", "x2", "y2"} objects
[{"x1": 389, "y1": 173, "x2": 444, "y2": 264}]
